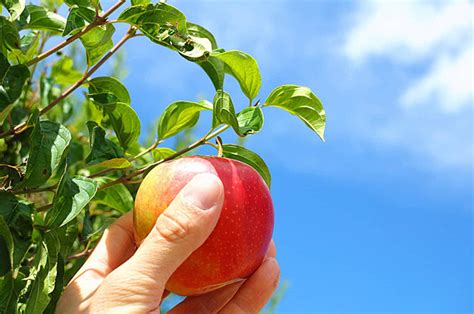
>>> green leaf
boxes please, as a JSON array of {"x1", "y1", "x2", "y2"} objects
[
  {"x1": 158, "y1": 100, "x2": 211, "y2": 140},
  {"x1": 118, "y1": 3, "x2": 210, "y2": 59},
  {"x1": 94, "y1": 182, "x2": 133, "y2": 213},
  {"x1": 80, "y1": 23, "x2": 115, "y2": 66},
  {"x1": 63, "y1": 6, "x2": 95, "y2": 36},
  {"x1": 43, "y1": 251, "x2": 63, "y2": 314},
  {"x1": 24, "y1": 5, "x2": 66, "y2": 33},
  {"x1": 87, "y1": 78, "x2": 139, "y2": 149},
  {"x1": 0, "y1": 64, "x2": 29, "y2": 106},
  {"x1": 264, "y1": 84, "x2": 326, "y2": 140},
  {"x1": 0, "y1": 53, "x2": 29, "y2": 109},
  {"x1": 0, "y1": 16, "x2": 20, "y2": 54},
  {"x1": 45, "y1": 174, "x2": 97, "y2": 228},
  {"x1": 0, "y1": 271, "x2": 26, "y2": 313},
  {"x1": 0, "y1": 204, "x2": 30, "y2": 280},
  {"x1": 88, "y1": 76, "x2": 131, "y2": 106},
  {"x1": 118, "y1": 3, "x2": 187, "y2": 36},
  {"x1": 131, "y1": 0, "x2": 150, "y2": 5},
  {"x1": 8, "y1": 30, "x2": 40, "y2": 64},
  {"x1": 102, "y1": 102, "x2": 140, "y2": 150},
  {"x1": 237, "y1": 106, "x2": 264, "y2": 136},
  {"x1": 212, "y1": 50, "x2": 261, "y2": 101},
  {"x1": 21, "y1": 120, "x2": 71, "y2": 188},
  {"x1": 152, "y1": 147, "x2": 176, "y2": 161},
  {"x1": 197, "y1": 56, "x2": 225, "y2": 91},
  {"x1": 178, "y1": 24, "x2": 213, "y2": 61},
  {"x1": 0, "y1": 274, "x2": 18, "y2": 313},
  {"x1": 91, "y1": 158, "x2": 131, "y2": 169},
  {"x1": 64, "y1": 0, "x2": 99, "y2": 10},
  {"x1": 85, "y1": 121, "x2": 124, "y2": 165},
  {"x1": 50, "y1": 56, "x2": 82, "y2": 85},
  {"x1": 222, "y1": 144, "x2": 271, "y2": 187},
  {"x1": 187, "y1": 22, "x2": 217, "y2": 50},
  {"x1": 0, "y1": 216, "x2": 14, "y2": 276},
  {"x1": 1, "y1": 0, "x2": 26, "y2": 21},
  {"x1": 24, "y1": 233, "x2": 60, "y2": 314},
  {"x1": 0, "y1": 191, "x2": 33, "y2": 237},
  {"x1": 180, "y1": 22, "x2": 216, "y2": 61},
  {"x1": 212, "y1": 90, "x2": 240, "y2": 135},
  {"x1": 0, "y1": 191, "x2": 33, "y2": 270},
  {"x1": 87, "y1": 38, "x2": 113, "y2": 67},
  {"x1": 45, "y1": 223, "x2": 78, "y2": 259},
  {"x1": 0, "y1": 103, "x2": 14, "y2": 124},
  {"x1": 80, "y1": 208, "x2": 97, "y2": 241},
  {"x1": 178, "y1": 38, "x2": 209, "y2": 61}
]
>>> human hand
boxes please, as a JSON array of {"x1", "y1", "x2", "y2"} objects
[{"x1": 57, "y1": 173, "x2": 280, "y2": 313}]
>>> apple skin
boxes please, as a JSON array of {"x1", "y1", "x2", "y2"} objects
[{"x1": 133, "y1": 156, "x2": 274, "y2": 296}]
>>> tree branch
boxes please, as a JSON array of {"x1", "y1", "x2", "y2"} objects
[
  {"x1": 0, "y1": 27, "x2": 136, "y2": 139},
  {"x1": 40, "y1": 28, "x2": 135, "y2": 115},
  {"x1": 26, "y1": 0, "x2": 126, "y2": 67}
]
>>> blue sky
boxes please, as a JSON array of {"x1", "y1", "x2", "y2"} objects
[{"x1": 101, "y1": 0, "x2": 472, "y2": 312}]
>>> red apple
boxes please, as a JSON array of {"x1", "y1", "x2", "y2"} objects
[{"x1": 133, "y1": 156, "x2": 274, "y2": 296}]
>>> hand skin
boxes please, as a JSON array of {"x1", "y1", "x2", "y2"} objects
[{"x1": 56, "y1": 173, "x2": 280, "y2": 313}]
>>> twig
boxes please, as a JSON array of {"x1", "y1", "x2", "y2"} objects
[
  {"x1": 68, "y1": 248, "x2": 93, "y2": 260},
  {"x1": 13, "y1": 184, "x2": 57, "y2": 195},
  {"x1": 88, "y1": 167, "x2": 119, "y2": 179}
]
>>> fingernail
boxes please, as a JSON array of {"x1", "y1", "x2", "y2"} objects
[{"x1": 183, "y1": 173, "x2": 224, "y2": 210}]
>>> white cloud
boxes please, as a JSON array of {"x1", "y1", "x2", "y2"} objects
[
  {"x1": 400, "y1": 45, "x2": 473, "y2": 112},
  {"x1": 344, "y1": 0, "x2": 473, "y2": 113},
  {"x1": 344, "y1": 0, "x2": 473, "y2": 62},
  {"x1": 341, "y1": 0, "x2": 474, "y2": 172}
]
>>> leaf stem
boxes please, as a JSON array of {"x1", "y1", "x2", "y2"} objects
[
  {"x1": 98, "y1": 125, "x2": 230, "y2": 191},
  {"x1": 26, "y1": 0, "x2": 126, "y2": 67},
  {"x1": 216, "y1": 136, "x2": 224, "y2": 157},
  {"x1": 130, "y1": 138, "x2": 162, "y2": 161}
]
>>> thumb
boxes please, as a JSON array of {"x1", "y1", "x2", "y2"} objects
[{"x1": 124, "y1": 172, "x2": 224, "y2": 289}]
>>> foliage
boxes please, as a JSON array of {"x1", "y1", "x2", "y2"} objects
[{"x1": 0, "y1": 0, "x2": 326, "y2": 311}]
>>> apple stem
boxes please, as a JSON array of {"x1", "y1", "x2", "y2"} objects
[{"x1": 216, "y1": 136, "x2": 224, "y2": 157}]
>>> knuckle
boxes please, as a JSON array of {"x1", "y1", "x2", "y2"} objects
[{"x1": 154, "y1": 210, "x2": 194, "y2": 242}]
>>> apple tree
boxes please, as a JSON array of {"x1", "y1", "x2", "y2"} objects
[{"x1": 0, "y1": 0, "x2": 326, "y2": 311}]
